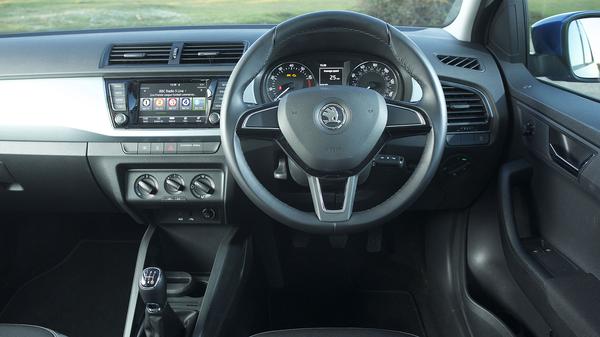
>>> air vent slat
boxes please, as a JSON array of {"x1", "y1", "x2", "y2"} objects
[
  {"x1": 443, "y1": 83, "x2": 490, "y2": 132},
  {"x1": 109, "y1": 59, "x2": 171, "y2": 63},
  {"x1": 108, "y1": 44, "x2": 171, "y2": 65},
  {"x1": 446, "y1": 95, "x2": 481, "y2": 103},
  {"x1": 181, "y1": 51, "x2": 243, "y2": 55},
  {"x1": 183, "y1": 48, "x2": 244, "y2": 51},
  {"x1": 447, "y1": 108, "x2": 485, "y2": 114},
  {"x1": 437, "y1": 54, "x2": 482, "y2": 71},
  {"x1": 110, "y1": 50, "x2": 170, "y2": 54},
  {"x1": 108, "y1": 45, "x2": 171, "y2": 50},
  {"x1": 180, "y1": 42, "x2": 245, "y2": 64}
]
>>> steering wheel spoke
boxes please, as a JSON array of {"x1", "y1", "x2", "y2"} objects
[
  {"x1": 237, "y1": 102, "x2": 281, "y2": 138},
  {"x1": 385, "y1": 101, "x2": 431, "y2": 138},
  {"x1": 307, "y1": 175, "x2": 358, "y2": 222}
]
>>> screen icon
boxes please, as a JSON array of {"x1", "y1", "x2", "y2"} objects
[
  {"x1": 192, "y1": 97, "x2": 205, "y2": 111},
  {"x1": 180, "y1": 97, "x2": 192, "y2": 110},
  {"x1": 140, "y1": 98, "x2": 152, "y2": 111},
  {"x1": 167, "y1": 97, "x2": 179, "y2": 110},
  {"x1": 153, "y1": 97, "x2": 166, "y2": 110}
]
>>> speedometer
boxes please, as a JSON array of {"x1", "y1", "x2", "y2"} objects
[
  {"x1": 348, "y1": 61, "x2": 399, "y2": 100},
  {"x1": 265, "y1": 62, "x2": 315, "y2": 102}
]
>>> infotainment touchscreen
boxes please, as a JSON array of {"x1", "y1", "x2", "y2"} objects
[{"x1": 138, "y1": 81, "x2": 208, "y2": 123}]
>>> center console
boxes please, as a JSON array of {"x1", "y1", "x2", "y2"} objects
[
  {"x1": 92, "y1": 77, "x2": 231, "y2": 227},
  {"x1": 106, "y1": 78, "x2": 227, "y2": 128},
  {"x1": 92, "y1": 76, "x2": 243, "y2": 337}
]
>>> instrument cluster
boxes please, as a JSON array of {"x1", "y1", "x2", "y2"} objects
[{"x1": 261, "y1": 54, "x2": 407, "y2": 103}]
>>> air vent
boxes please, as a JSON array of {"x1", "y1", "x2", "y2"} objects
[
  {"x1": 437, "y1": 55, "x2": 482, "y2": 71},
  {"x1": 180, "y1": 43, "x2": 245, "y2": 64},
  {"x1": 108, "y1": 44, "x2": 172, "y2": 65},
  {"x1": 443, "y1": 84, "x2": 490, "y2": 132}
]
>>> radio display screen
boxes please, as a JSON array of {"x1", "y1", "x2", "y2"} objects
[{"x1": 138, "y1": 82, "x2": 208, "y2": 124}]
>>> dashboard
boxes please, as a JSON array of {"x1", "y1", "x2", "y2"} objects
[{"x1": 0, "y1": 25, "x2": 509, "y2": 225}]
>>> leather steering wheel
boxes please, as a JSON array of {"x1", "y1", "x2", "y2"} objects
[{"x1": 221, "y1": 11, "x2": 446, "y2": 234}]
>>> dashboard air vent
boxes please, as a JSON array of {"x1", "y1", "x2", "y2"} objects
[
  {"x1": 443, "y1": 84, "x2": 490, "y2": 132},
  {"x1": 437, "y1": 55, "x2": 482, "y2": 71},
  {"x1": 108, "y1": 44, "x2": 172, "y2": 65},
  {"x1": 180, "y1": 43, "x2": 245, "y2": 64}
]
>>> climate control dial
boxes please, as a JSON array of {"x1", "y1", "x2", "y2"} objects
[
  {"x1": 190, "y1": 174, "x2": 215, "y2": 199},
  {"x1": 134, "y1": 174, "x2": 159, "y2": 199},
  {"x1": 164, "y1": 174, "x2": 184, "y2": 194}
]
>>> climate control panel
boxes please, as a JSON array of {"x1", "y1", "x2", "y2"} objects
[{"x1": 126, "y1": 169, "x2": 224, "y2": 205}]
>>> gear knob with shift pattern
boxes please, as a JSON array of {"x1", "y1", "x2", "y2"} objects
[
  {"x1": 139, "y1": 267, "x2": 184, "y2": 337},
  {"x1": 139, "y1": 267, "x2": 167, "y2": 314}
]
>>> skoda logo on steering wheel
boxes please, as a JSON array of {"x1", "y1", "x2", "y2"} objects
[{"x1": 319, "y1": 103, "x2": 347, "y2": 130}]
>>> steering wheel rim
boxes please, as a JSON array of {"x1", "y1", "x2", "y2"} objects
[{"x1": 221, "y1": 11, "x2": 446, "y2": 234}]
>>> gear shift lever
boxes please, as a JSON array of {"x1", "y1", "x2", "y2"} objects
[
  {"x1": 139, "y1": 267, "x2": 184, "y2": 337},
  {"x1": 139, "y1": 267, "x2": 168, "y2": 313}
]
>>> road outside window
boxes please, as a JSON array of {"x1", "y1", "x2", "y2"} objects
[{"x1": 0, "y1": 0, "x2": 461, "y2": 34}]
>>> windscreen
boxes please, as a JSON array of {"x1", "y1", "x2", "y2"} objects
[{"x1": 0, "y1": 0, "x2": 463, "y2": 34}]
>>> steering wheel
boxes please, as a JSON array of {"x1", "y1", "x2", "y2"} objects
[{"x1": 221, "y1": 11, "x2": 446, "y2": 234}]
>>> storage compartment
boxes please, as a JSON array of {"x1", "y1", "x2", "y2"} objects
[
  {"x1": 499, "y1": 160, "x2": 600, "y2": 337},
  {"x1": 0, "y1": 141, "x2": 113, "y2": 212}
]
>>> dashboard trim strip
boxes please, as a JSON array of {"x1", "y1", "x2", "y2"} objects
[{"x1": 0, "y1": 77, "x2": 221, "y2": 141}]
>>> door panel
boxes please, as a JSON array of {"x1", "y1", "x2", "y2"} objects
[{"x1": 487, "y1": 1, "x2": 600, "y2": 336}]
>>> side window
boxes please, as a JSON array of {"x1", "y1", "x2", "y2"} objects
[{"x1": 527, "y1": 0, "x2": 600, "y2": 101}]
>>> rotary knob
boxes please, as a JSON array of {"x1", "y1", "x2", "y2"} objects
[
  {"x1": 134, "y1": 174, "x2": 158, "y2": 199},
  {"x1": 114, "y1": 113, "x2": 128, "y2": 126},
  {"x1": 164, "y1": 174, "x2": 184, "y2": 195},
  {"x1": 191, "y1": 174, "x2": 215, "y2": 199},
  {"x1": 208, "y1": 112, "x2": 220, "y2": 125}
]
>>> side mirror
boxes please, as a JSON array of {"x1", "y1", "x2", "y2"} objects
[
  {"x1": 531, "y1": 11, "x2": 600, "y2": 81},
  {"x1": 567, "y1": 17, "x2": 599, "y2": 79}
]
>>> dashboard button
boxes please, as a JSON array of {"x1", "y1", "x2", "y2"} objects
[
  {"x1": 203, "y1": 142, "x2": 220, "y2": 154},
  {"x1": 109, "y1": 83, "x2": 125, "y2": 91},
  {"x1": 472, "y1": 133, "x2": 490, "y2": 145},
  {"x1": 151, "y1": 143, "x2": 164, "y2": 154},
  {"x1": 164, "y1": 143, "x2": 177, "y2": 154},
  {"x1": 112, "y1": 95, "x2": 126, "y2": 104},
  {"x1": 177, "y1": 143, "x2": 202, "y2": 153},
  {"x1": 112, "y1": 103, "x2": 127, "y2": 112},
  {"x1": 122, "y1": 143, "x2": 138, "y2": 154},
  {"x1": 138, "y1": 143, "x2": 151, "y2": 154},
  {"x1": 446, "y1": 134, "x2": 462, "y2": 146}
]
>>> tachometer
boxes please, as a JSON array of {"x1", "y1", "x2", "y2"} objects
[
  {"x1": 348, "y1": 61, "x2": 399, "y2": 100},
  {"x1": 265, "y1": 62, "x2": 315, "y2": 102}
]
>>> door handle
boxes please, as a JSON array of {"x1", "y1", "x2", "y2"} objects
[
  {"x1": 548, "y1": 128, "x2": 595, "y2": 177},
  {"x1": 549, "y1": 143, "x2": 581, "y2": 175}
]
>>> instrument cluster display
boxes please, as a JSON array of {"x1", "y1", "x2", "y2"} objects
[
  {"x1": 318, "y1": 63, "x2": 344, "y2": 86},
  {"x1": 265, "y1": 62, "x2": 315, "y2": 102},
  {"x1": 262, "y1": 55, "x2": 402, "y2": 102}
]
